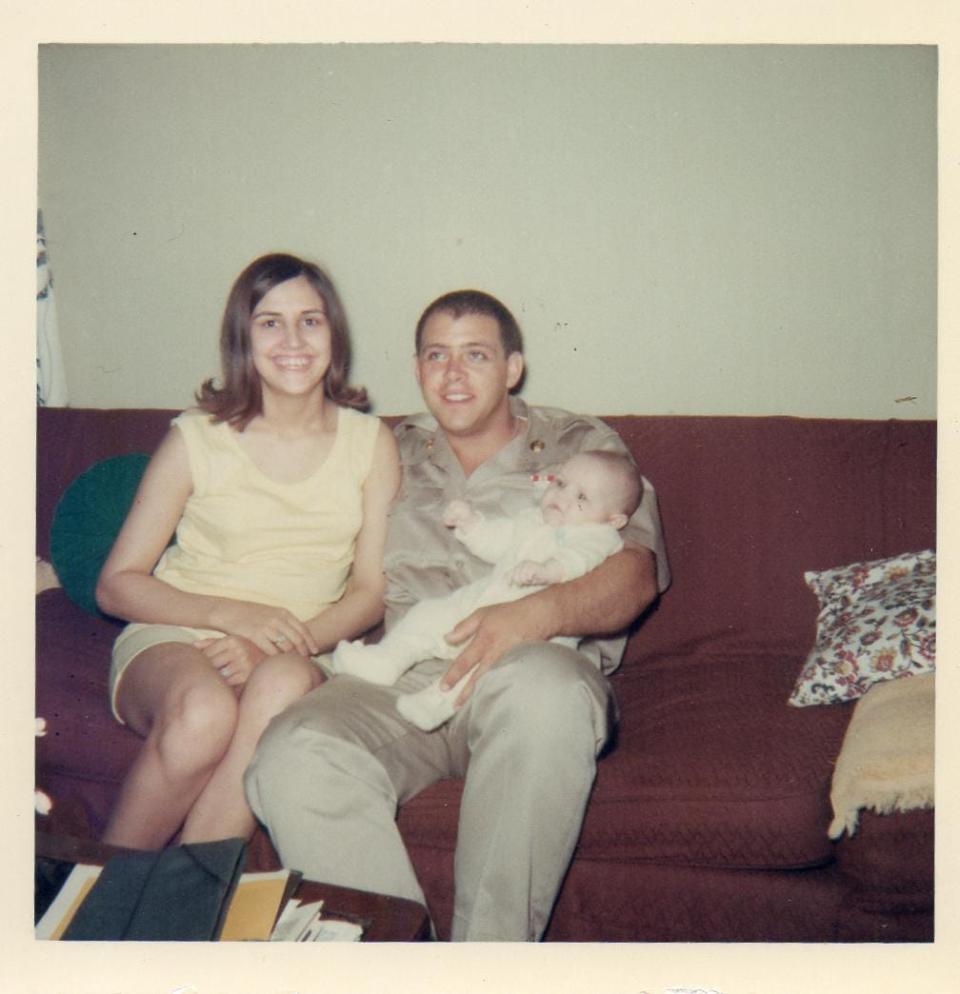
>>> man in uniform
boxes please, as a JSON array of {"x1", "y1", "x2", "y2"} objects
[{"x1": 245, "y1": 289, "x2": 670, "y2": 940}]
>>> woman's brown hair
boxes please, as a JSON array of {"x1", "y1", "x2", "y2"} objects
[{"x1": 197, "y1": 253, "x2": 369, "y2": 428}]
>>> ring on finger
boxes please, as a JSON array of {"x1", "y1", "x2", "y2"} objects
[
  {"x1": 221, "y1": 667, "x2": 232, "y2": 679},
  {"x1": 272, "y1": 635, "x2": 289, "y2": 647}
]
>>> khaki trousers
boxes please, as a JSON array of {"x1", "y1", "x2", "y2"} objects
[{"x1": 244, "y1": 642, "x2": 612, "y2": 941}]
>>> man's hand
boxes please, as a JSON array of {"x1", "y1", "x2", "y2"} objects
[
  {"x1": 440, "y1": 546, "x2": 658, "y2": 709},
  {"x1": 440, "y1": 594, "x2": 559, "y2": 707}
]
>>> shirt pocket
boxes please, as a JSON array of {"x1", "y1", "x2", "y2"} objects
[{"x1": 484, "y1": 469, "x2": 549, "y2": 519}]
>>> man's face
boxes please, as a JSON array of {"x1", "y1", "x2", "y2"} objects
[{"x1": 415, "y1": 310, "x2": 523, "y2": 440}]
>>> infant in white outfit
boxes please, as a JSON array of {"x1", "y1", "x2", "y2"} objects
[{"x1": 330, "y1": 449, "x2": 642, "y2": 730}]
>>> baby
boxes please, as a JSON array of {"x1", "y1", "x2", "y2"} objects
[{"x1": 330, "y1": 449, "x2": 643, "y2": 730}]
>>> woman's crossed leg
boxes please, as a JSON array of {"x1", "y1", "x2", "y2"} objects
[{"x1": 103, "y1": 641, "x2": 322, "y2": 849}]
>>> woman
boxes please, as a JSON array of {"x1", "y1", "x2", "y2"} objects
[{"x1": 96, "y1": 253, "x2": 400, "y2": 849}]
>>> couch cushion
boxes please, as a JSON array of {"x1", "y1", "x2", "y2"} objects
[
  {"x1": 398, "y1": 650, "x2": 854, "y2": 871},
  {"x1": 50, "y1": 453, "x2": 153, "y2": 616},
  {"x1": 583, "y1": 652, "x2": 851, "y2": 868},
  {"x1": 40, "y1": 583, "x2": 849, "y2": 874}
]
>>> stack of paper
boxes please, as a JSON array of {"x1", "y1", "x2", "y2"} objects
[{"x1": 271, "y1": 900, "x2": 363, "y2": 942}]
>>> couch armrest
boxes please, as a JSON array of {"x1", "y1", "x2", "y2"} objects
[{"x1": 828, "y1": 673, "x2": 934, "y2": 839}]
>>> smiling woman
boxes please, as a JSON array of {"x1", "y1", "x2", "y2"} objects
[
  {"x1": 198, "y1": 254, "x2": 368, "y2": 429},
  {"x1": 90, "y1": 252, "x2": 401, "y2": 852},
  {"x1": 249, "y1": 276, "x2": 333, "y2": 405}
]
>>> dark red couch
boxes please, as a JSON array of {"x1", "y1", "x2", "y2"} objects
[{"x1": 35, "y1": 407, "x2": 935, "y2": 941}]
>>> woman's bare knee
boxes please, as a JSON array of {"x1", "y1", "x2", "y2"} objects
[
  {"x1": 151, "y1": 678, "x2": 238, "y2": 777},
  {"x1": 241, "y1": 655, "x2": 324, "y2": 715}
]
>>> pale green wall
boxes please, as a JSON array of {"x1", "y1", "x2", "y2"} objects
[{"x1": 38, "y1": 44, "x2": 936, "y2": 418}]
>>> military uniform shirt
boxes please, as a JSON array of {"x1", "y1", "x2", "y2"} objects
[{"x1": 384, "y1": 397, "x2": 670, "y2": 675}]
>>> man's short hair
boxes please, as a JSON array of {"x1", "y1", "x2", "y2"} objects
[{"x1": 415, "y1": 289, "x2": 524, "y2": 357}]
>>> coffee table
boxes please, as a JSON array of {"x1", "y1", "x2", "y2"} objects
[{"x1": 35, "y1": 831, "x2": 431, "y2": 942}]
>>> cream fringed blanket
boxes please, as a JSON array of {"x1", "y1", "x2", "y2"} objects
[
  {"x1": 828, "y1": 673, "x2": 934, "y2": 839},
  {"x1": 36, "y1": 557, "x2": 61, "y2": 594}
]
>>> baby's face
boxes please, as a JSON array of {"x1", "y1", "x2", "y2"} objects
[{"x1": 539, "y1": 455, "x2": 625, "y2": 528}]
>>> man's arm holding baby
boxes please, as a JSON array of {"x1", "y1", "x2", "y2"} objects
[{"x1": 442, "y1": 543, "x2": 658, "y2": 705}]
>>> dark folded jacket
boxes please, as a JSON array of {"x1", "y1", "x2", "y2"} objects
[{"x1": 63, "y1": 838, "x2": 246, "y2": 941}]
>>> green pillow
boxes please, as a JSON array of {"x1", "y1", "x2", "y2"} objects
[{"x1": 50, "y1": 453, "x2": 152, "y2": 617}]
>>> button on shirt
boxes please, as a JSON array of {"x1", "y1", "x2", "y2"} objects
[{"x1": 384, "y1": 398, "x2": 670, "y2": 675}]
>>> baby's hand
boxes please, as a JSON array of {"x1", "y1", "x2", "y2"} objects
[
  {"x1": 509, "y1": 558, "x2": 565, "y2": 587},
  {"x1": 443, "y1": 500, "x2": 474, "y2": 529}
]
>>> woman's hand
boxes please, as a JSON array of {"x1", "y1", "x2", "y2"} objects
[
  {"x1": 210, "y1": 601, "x2": 320, "y2": 658},
  {"x1": 193, "y1": 635, "x2": 267, "y2": 688}
]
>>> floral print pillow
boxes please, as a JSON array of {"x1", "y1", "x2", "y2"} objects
[{"x1": 788, "y1": 550, "x2": 936, "y2": 707}]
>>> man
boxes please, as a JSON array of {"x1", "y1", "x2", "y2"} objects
[{"x1": 245, "y1": 289, "x2": 670, "y2": 940}]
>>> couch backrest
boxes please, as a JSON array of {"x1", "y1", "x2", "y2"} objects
[
  {"x1": 36, "y1": 408, "x2": 177, "y2": 562},
  {"x1": 37, "y1": 408, "x2": 936, "y2": 661},
  {"x1": 604, "y1": 415, "x2": 936, "y2": 661}
]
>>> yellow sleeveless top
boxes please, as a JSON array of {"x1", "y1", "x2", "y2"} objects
[{"x1": 152, "y1": 406, "x2": 380, "y2": 621}]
